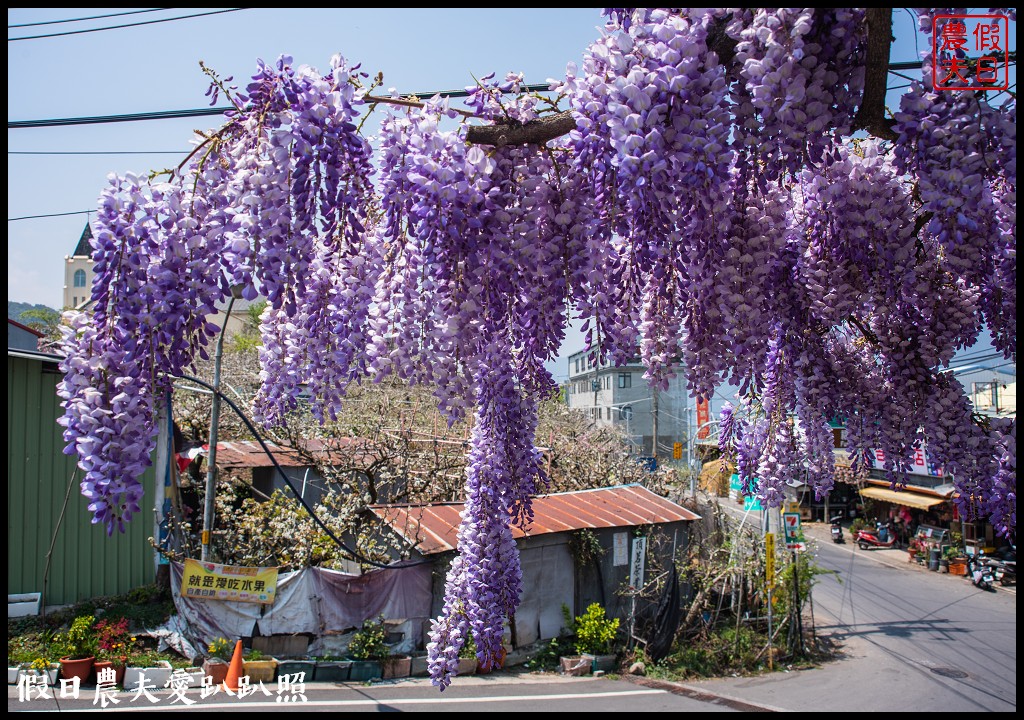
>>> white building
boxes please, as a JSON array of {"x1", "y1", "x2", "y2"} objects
[
  {"x1": 951, "y1": 362, "x2": 1016, "y2": 419},
  {"x1": 565, "y1": 350, "x2": 699, "y2": 462}
]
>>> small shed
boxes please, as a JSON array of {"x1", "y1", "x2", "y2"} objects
[
  {"x1": 369, "y1": 484, "x2": 700, "y2": 648},
  {"x1": 7, "y1": 318, "x2": 43, "y2": 352}
]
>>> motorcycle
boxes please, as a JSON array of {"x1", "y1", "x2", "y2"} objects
[
  {"x1": 855, "y1": 521, "x2": 898, "y2": 550},
  {"x1": 985, "y1": 545, "x2": 1016, "y2": 586},
  {"x1": 830, "y1": 515, "x2": 845, "y2": 544},
  {"x1": 966, "y1": 552, "x2": 996, "y2": 591}
]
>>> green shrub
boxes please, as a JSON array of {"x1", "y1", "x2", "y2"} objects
[
  {"x1": 349, "y1": 616, "x2": 389, "y2": 662},
  {"x1": 56, "y1": 615, "x2": 98, "y2": 660},
  {"x1": 459, "y1": 634, "x2": 477, "y2": 660},
  {"x1": 573, "y1": 603, "x2": 619, "y2": 656}
]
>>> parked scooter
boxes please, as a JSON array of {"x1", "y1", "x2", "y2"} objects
[
  {"x1": 985, "y1": 545, "x2": 1016, "y2": 586},
  {"x1": 966, "y1": 552, "x2": 996, "y2": 591},
  {"x1": 855, "y1": 521, "x2": 898, "y2": 550},
  {"x1": 830, "y1": 515, "x2": 845, "y2": 544}
]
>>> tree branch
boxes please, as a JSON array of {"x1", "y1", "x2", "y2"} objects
[
  {"x1": 464, "y1": 110, "x2": 577, "y2": 147},
  {"x1": 854, "y1": 8, "x2": 899, "y2": 141}
]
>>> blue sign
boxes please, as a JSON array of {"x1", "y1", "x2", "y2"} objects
[{"x1": 639, "y1": 456, "x2": 657, "y2": 472}]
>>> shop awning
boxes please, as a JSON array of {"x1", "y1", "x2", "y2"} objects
[{"x1": 860, "y1": 486, "x2": 947, "y2": 510}]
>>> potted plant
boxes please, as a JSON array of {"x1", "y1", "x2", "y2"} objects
[
  {"x1": 9, "y1": 634, "x2": 59, "y2": 685},
  {"x1": 25, "y1": 657, "x2": 61, "y2": 686},
  {"x1": 945, "y1": 545, "x2": 969, "y2": 576},
  {"x1": 202, "y1": 637, "x2": 233, "y2": 685},
  {"x1": 573, "y1": 603, "x2": 620, "y2": 673},
  {"x1": 313, "y1": 655, "x2": 352, "y2": 682},
  {"x1": 124, "y1": 648, "x2": 173, "y2": 690},
  {"x1": 457, "y1": 636, "x2": 478, "y2": 677},
  {"x1": 94, "y1": 618, "x2": 134, "y2": 686},
  {"x1": 168, "y1": 657, "x2": 205, "y2": 687},
  {"x1": 347, "y1": 617, "x2": 387, "y2": 681},
  {"x1": 907, "y1": 538, "x2": 923, "y2": 562},
  {"x1": 56, "y1": 614, "x2": 97, "y2": 685},
  {"x1": 277, "y1": 656, "x2": 317, "y2": 682},
  {"x1": 242, "y1": 648, "x2": 278, "y2": 683}
]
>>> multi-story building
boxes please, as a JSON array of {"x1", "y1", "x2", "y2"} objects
[
  {"x1": 564, "y1": 349, "x2": 695, "y2": 462},
  {"x1": 952, "y1": 362, "x2": 1016, "y2": 420}
]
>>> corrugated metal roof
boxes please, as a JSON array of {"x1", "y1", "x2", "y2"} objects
[
  {"x1": 370, "y1": 484, "x2": 700, "y2": 555},
  {"x1": 209, "y1": 438, "x2": 369, "y2": 469}
]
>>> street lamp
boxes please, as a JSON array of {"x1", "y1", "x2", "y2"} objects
[{"x1": 605, "y1": 397, "x2": 653, "y2": 454}]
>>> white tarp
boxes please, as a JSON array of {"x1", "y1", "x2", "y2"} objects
[{"x1": 163, "y1": 562, "x2": 432, "y2": 656}]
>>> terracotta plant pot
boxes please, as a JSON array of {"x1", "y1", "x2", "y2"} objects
[
  {"x1": 94, "y1": 659, "x2": 126, "y2": 686},
  {"x1": 202, "y1": 658, "x2": 229, "y2": 685},
  {"x1": 59, "y1": 656, "x2": 95, "y2": 685}
]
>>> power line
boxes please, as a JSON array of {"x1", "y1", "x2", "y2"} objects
[
  {"x1": 9, "y1": 107, "x2": 229, "y2": 129},
  {"x1": 8, "y1": 210, "x2": 91, "y2": 222},
  {"x1": 8, "y1": 8, "x2": 249, "y2": 42},
  {"x1": 7, "y1": 85, "x2": 554, "y2": 129},
  {"x1": 8, "y1": 8, "x2": 171, "y2": 29}
]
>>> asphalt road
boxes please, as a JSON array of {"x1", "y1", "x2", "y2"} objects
[{"x1": 686, "y1": 517, "x2": 1017, "y2": 712}]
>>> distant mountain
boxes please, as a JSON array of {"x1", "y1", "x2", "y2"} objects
[{"x1": 8, "y1": 301, "x2": 59, "y2": 324}]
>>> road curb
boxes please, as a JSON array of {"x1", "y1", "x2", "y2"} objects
[{"x1": 620, "y1": 673, "x2": 785, "y2": 713}]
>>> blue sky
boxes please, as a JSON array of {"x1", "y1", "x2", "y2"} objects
[{"x1": 7, "y1": 8, "x2": 1014, "y2": 382}]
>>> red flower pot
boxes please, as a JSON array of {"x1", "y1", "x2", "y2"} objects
[
  {"x1": 59, "y1": 656, "x2": 95, "y2": 685},
  {"x1": 94, "y1": 659, "x2": 127, "y2": 686}
]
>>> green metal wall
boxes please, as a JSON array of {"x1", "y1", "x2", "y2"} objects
[{"x1": 7, "y1": 354, "x2": 156, "y2": 607}]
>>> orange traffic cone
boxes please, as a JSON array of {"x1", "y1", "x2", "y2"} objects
[{"x1": 222, "y1": 640, "x2": 244, "y2": 692}]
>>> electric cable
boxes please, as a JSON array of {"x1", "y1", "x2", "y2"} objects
[
  {"x1": 9, "y1": 9, "x2": 170, "y2": 29},
  {"x1": 8, "y1": 85, "x2": 553, "y2": 129},
  {"x1": 177, "y1": 373, "x2": 429, "y2": 570},
  {"x1": 8, "y1": 8, "x2": 249, "y2": 42},
  {"x1": 9, "y1": 210, "x2": 92, "y2": 222}
]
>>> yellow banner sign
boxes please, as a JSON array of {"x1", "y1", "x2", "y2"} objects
[
  {"x1": 765, "y1": 532, "x2": 775, "y2": 590},
  {"x1": 181, "y1": 559, "x2": 278, "y2": 604}
]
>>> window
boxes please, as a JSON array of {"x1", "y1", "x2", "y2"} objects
[
  {"x1": 618, "y1": 373, "x2": 631, "y2": 389},
  {"x1": 575, "y1": 359, "x2": 580, "y2": 374},
  {"x1": 973, "y1": 381, "x2": 999, "y2": 411},
  {"x1": 73, "y1": 269, "x2": 87, "y2": 288}
]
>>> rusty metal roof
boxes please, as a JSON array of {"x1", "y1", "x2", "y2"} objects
[
  {"x1": 208, "y1": 438, "x2": 368, "y2": 469},
  {"x1": 370, "y1": 484, "x2": 700, "y2": 556}
]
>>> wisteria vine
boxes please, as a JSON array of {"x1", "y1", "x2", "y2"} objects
[{"x1": 59, "y1": 8, "x2": 1015, "y2": 690}]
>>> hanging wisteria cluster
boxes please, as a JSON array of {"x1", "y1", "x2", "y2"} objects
[{"x1": 59, "y1": 8, "x2": 1015, "y2": 689}]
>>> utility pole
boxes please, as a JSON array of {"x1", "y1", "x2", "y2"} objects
[
  {"x1": 651, "y1": 389, "x2": 659, "y2": 462},
  {"x1": 200, "y1": 296, "x2": 235, "y2": 562}
]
